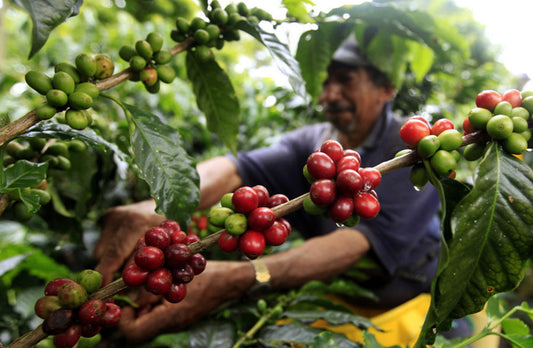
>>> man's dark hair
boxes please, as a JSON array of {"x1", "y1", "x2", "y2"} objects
[{"x1": 328, "y1": 60, "x2": 392, "y2": 89}]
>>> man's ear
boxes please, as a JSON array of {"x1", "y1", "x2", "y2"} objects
[{"x1": 382, "y1": 85, "x2": 396, "y2": 103}]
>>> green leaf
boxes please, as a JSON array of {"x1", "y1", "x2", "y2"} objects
[
  {"x1": 188, "y1": 319, "x2": 235, "y2": 348},
  {"x1": 14, "y1": 0, "x2": 83, "y2": 58},
  {"x1": 416, "y1": 143, "x2": 533, "y2": 346},
  {"x1": 282, "y1": 0, "x2": 314, "y2": 23},
  {"x1": 309, "y1": 331, "x2": 343, "y2": 348},
  {"x1": 126, "y1": 104, "x2": 200, "y2": 228},
  {"x1": 282, "y1": 309, "x2": 377, "y2": 331},
  {"x1": 363, "y1": 331, "x2": 401, "y2": 348},
  {"x1": 258, "y1": 323, "x2": 360, "y2": 348},
  {"x1": 0, "y1": 160, "x2": 48, "y2": 191},
  {"x1": 237, "y1": 23, "x2": 308, "y2": 100},
  {"x1": 501, "y1": 318, "x2": 529, "y2": 335},
  {"x1": 296, "y1": 22, "x2": 354, "y2": 103},
  {"x1": 186, "y1": 52, "x2": 240, "y2": 155},
  {"x1": 148, "y1": 332, "x2": 190, "y2": 348}
]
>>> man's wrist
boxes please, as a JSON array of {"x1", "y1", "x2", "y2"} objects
[{"x1": 247, "y1": 258, "x2": 271, "y2": 296}]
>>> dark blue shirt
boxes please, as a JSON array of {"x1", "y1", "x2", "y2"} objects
[{"x1": 228, "y1": 107, "x2": 441, "y2": 280}]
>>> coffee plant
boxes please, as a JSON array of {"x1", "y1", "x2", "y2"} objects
[{"x1": 1, "y1": 1, "x2": 532, "y2": 348}]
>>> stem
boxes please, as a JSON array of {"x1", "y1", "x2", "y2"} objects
[{"x1": 0, "y1": 38, "x2": 195, "y2": 147}]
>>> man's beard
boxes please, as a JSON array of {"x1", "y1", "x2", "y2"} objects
[{"x1": 321, "y1": 103, "x2": 358, "y2": 133}]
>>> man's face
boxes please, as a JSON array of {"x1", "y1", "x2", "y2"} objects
[{"x1": 318, "y1": 67, "x2": 393, "y2": 136}]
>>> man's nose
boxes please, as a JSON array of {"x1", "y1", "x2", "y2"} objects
[{"x1": 319, "y1": 81, "x2": 343, "y2": 104}]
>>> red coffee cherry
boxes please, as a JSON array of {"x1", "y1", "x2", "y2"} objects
[
  {"x1": 145, "y1": 226, "x2": 171, "y2": 250},
  {"x1": 160, "y1": 219, "x2": 181, "y2": 234},
  {"x1": 188, "y1": 253, "x2": 207, "y2": 275},
  {"x1": 328, "y1": 196, "x2": 355, "y2": 223},
  {"x1": 400, "y1": 118, "x2": 431, "y2": 146},
  {"x1": 80, "y1": 323, "x2": 101, "y2": 338},
  {"x1": 336, "y1": 155, "x2": 360, "y2": 173},
  {"x1": 78, "y1": 299, "x2": 106, "y2": 324},
  {"x1": 165, "y1": 243, "x2": 192, "y2": 267},
  {"x1": 264, "y1": 221, "x2": 288, "y2": 246},
  {"x1": 146, "y1": 268, "x2": 172, "y2": 295},
  {"x1": 53, "y1": 323, "x2": 81, "y2": 348},
  {"x1": 276, "y1": 218, "x2": 291, "y2": 234},
  {"x1": 239, "y1": 230, "x2": 266, "y2": 259},
  {"x1": 122, "y1": 263, "x2": 150, "y2": 287},
  {"x1": 320, "y1": 139, "x2": 344, "y2": 163},
  {"x1": 98, "y1": 302, "x2": 122, "y2": 327},
  {"x1": 310, "y1": 179, "x2": 336, "y2": 206},
  {"x1": 164, "y1": 283, "x2": 187, "y2": 303},
  {"x1": 232, "y1": 186, "x2": 259, "y2": 213},
  {"x1": 252, "y1": 185, "x2": 270, "y2": 207},
  {"x1": 336, "y1": 169, "x2": 363, "y2": 196},
  {"x1": 475, "y1": 89, "x2": 501, "y2": 111},
  {"x1": 185, "y1": 232, "x2": 201, "y2": 245},
  {"x1": 463, "y1": 117, "x2": 476, "y2": 134},
  {"x1": 247, "y1": 207, "x2": 276, "y2": 232},
  {"x1": 170, "y1": 230, "x2": 187, "y2": 244},
  {"x1": 306, "y1": 152, "x2": 336, "y2": 179},
  {"x1": 135, "y1": 246, "x2": 165, "y2": 271},
  {"x1": 44, "y1": 278, "x2": 75, "y2": 296},
  {"x1": 171, "y1": 264, "x2": 194, "y2": 284},
  {"x1": 266, "y1": 194, "x2": 289, "y2": 208},
  {"x1": 430, "y1": 118, "x2": 454, "y2": 136},
  {"x1": 218, "y1": 231, "x2": 240, "y2": 252},
  {"x1": 354, "y1": 192, "x2": 381, "y2": 219},
  {"x1": 358, "y1": 167, "x2": 381, "y2": 191},
  {"x1": 135, "y1": 236, "x2": 147, "y2": 250},
  {"x1": 343, "y1": 149, "x2": 361, "y2": 163},
  {"x1": 501, "y1": 88, "x2": 522, "y2": 108}
]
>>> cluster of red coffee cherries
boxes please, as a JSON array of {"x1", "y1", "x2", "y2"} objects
[
  {"x1": 121, "y1": 219, "x2": 207, "y2": 303},
  {"x1": 34, "y1": 271, "x2": 121, "y2": 348},
  {"x1": 215, "y1": 185, "x2": 292, "y2": 259},
  {"x1": 302, "y1": 139, "x2": 381, "y2": 224}
]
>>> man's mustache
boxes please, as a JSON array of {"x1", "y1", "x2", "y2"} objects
[{"x1": 320, "y1": 103, "x2": 356, "y2": 113}]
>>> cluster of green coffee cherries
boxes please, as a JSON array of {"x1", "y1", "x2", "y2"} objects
[
  {"x1": 25, "y1": 54, "x2": 113, "y2": 129},
  {"x1": 462, "y1": 89, "x2": 533, "y2": 160},
  {"x1": 118, "y1": 32, "x2": 176, "y2": 93},
  {"x1": 171, "y1": 1, "x2": 273, "y2": 61},
  {"x1": 4, "y1": 138, "x2": 87, "y2": 221}
]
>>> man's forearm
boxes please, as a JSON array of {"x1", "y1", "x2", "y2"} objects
[{"x1": 262, "y1": 228, "x2": 371, "y2": 289}]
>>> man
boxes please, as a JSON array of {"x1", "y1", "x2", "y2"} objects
[{"x1": 94, "y1": 36, "x2": 442, "y2": 342}]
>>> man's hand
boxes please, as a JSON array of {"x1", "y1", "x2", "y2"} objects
[
  {"x1": 118, "y1": 261, "x2": 255, "y2": 342},
  {"x1": 94, "y1": 200, "x2": 165, "y2": 284}
]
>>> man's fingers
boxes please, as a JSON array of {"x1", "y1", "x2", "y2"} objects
[{"x1": 119, "y1": 305, "x2": 173, "y2": 342}]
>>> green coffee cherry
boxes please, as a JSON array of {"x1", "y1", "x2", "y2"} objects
[
  {"x1": 194, "y1": 29, "x2": 211, "y2": 45},
  {"x1": 94, "y1": 54, "x2": 115, "y2": 80},
  {"x1": 430, "y1": 150, "x2": 457, "y2": 177},
  {"x1": 68, "y1": 139, "x2": 87, "y2": 152},
  {"x1": 65, "y1": 109, "x2": 90, "y2": 130},
  {"x1": 155, "y1": 65, "x2": 176, "y2": 84},
  {"x1": 225, "y1": 4, "x2": 237, "y2": 14},
  {"x1": 195, "y1": 46, "x2": 213, "y2": 61},
  {"x1": 512, "y1": 117, "x2": 529, "y2": 133},
  {"x1": 257, "y1": 298, "x2": 267, "y2": 313},
  {"x1": 237, "y1": 2, "x2": 250, "y2": 16},
  {"x1": 208, "y1": 206, "x2": 234, "y2": 226},
  {"x1": 75, "y1": 53, "x2": 97, "y2": 79},
  {"x1": 41, "y1": 154, "x2": 59, "y2": 167},
  {"x1": 410, "y1": 164, "x2": 428, "y2": 189},
  {"x1": 416, "y1": 135, "x2": 440, "y2": 159},
  {"x1": 190, "y1": 17, "x2": 207, "y2": 31},
  {"x1": 13, "y1": 201, "x2": 33, "y2": 221},
  {"x1": 74, "y1": 82, "x2": 100, "y2": 100},
  {"x1": 503, "y1": 132, "x2": 527, "y2": 155},
  {"x1": 493, "y1": 101, "x2": 512, "y2": 116},
  {"x1": 251, "y1": 7, "x2": 273, "y2": 21},
  {"x1": 56, "y1": 155, "x2": 72, "y2": 171},
  {"x1": 520, "y1": 129, "x2": 531, "y2": 142},
  {"x1": 6, "y1": 141, "x2": 23, "y2": 157},
  {"x1": 54, "y1": 62, "x2": 80, "y2": 84},
  {"x1": 28, "y1": 137, "x2": 47, "y2": 151},
  {"x1": 225, "y1": 213, "x2": 247, "y2": 235},
  {"x1": 58, "y1": 282, "x2": 88, "y2": 308},
  {"x1": 176, "y1": 17, "x2": 190, "y2": 33},
  {"x1": 511, "y1": 106, "x2": 530, "y2": 120},
  {"x1": 135, "y1": 40, "x2": 153, "y2": 60},
  {"x1": 468, "y1": 107, "x2": 492, "y2": 130},
  {"x1": 119, "y1": 45, "x2": 137, "y2": 62},
  {"x1": 227, "y1": 13, "x2": 245, "y2": 26},
  {"x1": 211, "y1": 8, "x2": 228, "y2": 25},
  {"x1": 35, "y1": 104, "x2": 57, "y2": 120},
  {"x1": 78, "y1": 269, "x2": 103, "y2": 293},
  {"x1": 145, "y1": 79, "x2": 160, "y2": 94},
  {"x1": 247, "y1": 15, "x2": 259, "y2": 25},
  {"x1": 25, "y1": 71, "x2": 53, "y2": 95},
  {"x1": 437, "y1": 129, "x2": 463, "y2": 151},
  {"x1": 486, "y1": 115, "x2": 513, "y2": 140},
  {"x1": 146, "y1": 32, "x2": 164, "y2": 53},
  {"x1": 342, "y1": 214, "x2": 361, "y2": 227},
  {"x1": 52, "y1": 71, "x2": 76, "y2": 94},
  {"x1": 221, "y1": 193, "x2": 234, "y2": 209},
  {"x1": 154, "y1": 50, "x2": 172, "y2": 65},
  {"x1": 210, "y1": 0, "x2": 221, "y2": 10},
  {"x1": 31, "y1": 188, "x2": 51, "y2": 205},
  {"x1": 68, "y1": 91, "x2": 93, "y2": 110},
  {"x1": 206, "y1": 24, "x2": 221, "y2": 41},
  {"x1": 303, "y1": 195, "x2": 327, "y2": 215},
  {"x1": 223, "y1": 29, "x2": 240, "y2": 41},
  {"x1": 302, "y1": 164, "x2": 314, "y2": 184},
  {"x1": 46, "y1": 142, "x2": 69, "y2": 157},
  {"x1": 129, "y1": 55, "x2": 147, "y2": 72},
  {"x1": 521, "y1": 96, "x2": 533, "y2": 114},
  {"x1": 46, "y1": 89, "x2": 69, "y2": 108},
  {"x1": 170, "y1": 30, "x2": 187, "y2": 43}
]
